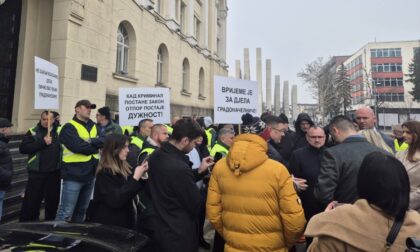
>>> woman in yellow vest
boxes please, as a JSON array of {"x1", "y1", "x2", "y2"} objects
[{"x1": 393, "y1": 124, "x2": 409, "y2": 152}]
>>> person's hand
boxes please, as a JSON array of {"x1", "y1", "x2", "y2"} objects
[
  {"x1": 198, "y1": 156, "x2": 214, "y2": 173},
  {"x1": 133, "y1": 162, "x2": 149, "y2": 181},
  {"x1": 293, "y1": 177, "x2": 308, "y2": 191},
  {"x1": 43, "y1": 136, "x2": 52, "y2": 145},
  {"x1": 325, "y1": 201, "x2": 338, "y2": 211}
]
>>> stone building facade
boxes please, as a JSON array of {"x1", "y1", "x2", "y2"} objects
[{"x1": 0, "y1": 0, "x2": 228, "y2": 132}]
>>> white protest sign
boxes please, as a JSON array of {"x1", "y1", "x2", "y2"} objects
[
  {"x1": 34, "y1": 56, "x2": 59, "y2": 109},
  {"x1": 214, "y1": 76, "x2": 258, "y2": 124},
  {"x1": 119, "y1": 88, "x2": 170, "y2": 126}
]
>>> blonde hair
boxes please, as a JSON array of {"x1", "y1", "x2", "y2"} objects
[
  {"x1": 97, "y1": 134, "x2": 132, "y2": 179},
  {"x1": 359, "y1": 129, "x2": 393, "y2": 154}
]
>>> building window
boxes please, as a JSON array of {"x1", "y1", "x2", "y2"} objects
[
  {"x1": 371, "y1": 48, "x2": 401, "y2": 58},
  {"x1": 194, "y1": 15, "x2": 201, "y2": 43},
  {"x1": 156, "y1": 44, "x2": 169, "y2": 86},
  {"x1": 372, "y1": 63, "x2": 402, "y2": 72},
  {"x1": 182, "y1": 58, "x2": 190, "y2": 92},
  {"x1": 374, "y1": 78, "x2": 404, "y2": 87},
  {"x1": 376, "y1": 93, "x2": 404, "y2": 102},
  {"x1": 199, "y1": 67, "x2": 205, "y2": 97},
  {"x1": 116, "y1": 24, "x2": 129, "y2": 74}
]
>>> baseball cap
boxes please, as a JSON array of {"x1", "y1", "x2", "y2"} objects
[{"x1": 75, "y1": 99, "x2": 96, "y2": 109}]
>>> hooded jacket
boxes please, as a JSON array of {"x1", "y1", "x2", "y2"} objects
[
  {"x1": 207, "y1": 134, "x2": 306, "y2": 252},
  {"x1": 293, "y1": 113, "x2": 314, "y2": 150}
]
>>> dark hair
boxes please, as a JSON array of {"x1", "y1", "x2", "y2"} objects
[
  {"x1": 97, "y1": 134, "x2": 132, "y2": 179},
  {"x1": 196, "y1": 117, "x2": 205, "y2": 128},
  {"x1": 328, "y1": 115, "x2": 355, "y2": 132},
  {"x1": 171, "y1": 118, "x2": 204, "y2": 142},
  {"x1": 402, "y1": 121, "x2": 420, "y2": 162},
  {"x1": 265, "y1": 115, "x2": 286, "y2": 126},
  {"x1": 358, "y1": 152, "x2": 410, "y2": 221},
  {"x1": 138, "y1": 119, "x2": 153, "y2": 128}
]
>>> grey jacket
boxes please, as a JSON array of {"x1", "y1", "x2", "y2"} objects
[{"x1": 314, "y1": 136, "x2": 386, "y2": 205}]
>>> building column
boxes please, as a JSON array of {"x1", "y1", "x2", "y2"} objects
[
  {"x1": 291, "y1": 85, "x2": 298, "y2": 121},
  {"x1": 256, "y1": 48, "x2": 263, "y2": 114},
  {"x1": 235, "y1": 60, "x2": 241, "y2": 79},
  {"x1": 283, "y1": 81, "x2": 289, "y2": 117},
  {"x1": 244, "y1": 48, "x2": 250, "y2": 80},
  {"x1": 274, "y1": 75, "x2": 281, "y2": 115},
  {"x1": 203, "y1": 0, "x2": 209, "y2": 48},
  {"x1": 266, "y1": 59, "x2": 272, "y2": 111}
]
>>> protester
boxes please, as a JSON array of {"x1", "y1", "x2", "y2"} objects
[
  {"x1": 289, "y1": 127, "x2": 326, "y2": 223},
  {"x1": 314, "y1": 115, "x2": 386, "y2": 205},
  {"x1": 204, "y1": 116, "x2": 217, "y2": 150},
  {"x1": 359, "y1": 129, "x2": 394, "y2": 154},
  {"x1": 207, "y1": 114, "x2": 306, "y2": 252},
  {"x1": 0, "y1": 118, "x2": 13, "y2": 221},
  {"x1": 55, "y1": 100, "x2": 103, "y2": 222},
  {"x1": 210, "y1": 128, "x2": 234, "y2": 158},
  {"x1": 396, "y1": 121, "x2": 420, "y2": 212},
  {"x1": 19, "y1": 111, "x2": 61, "y2": 221},
  {"x1": 96, "y1": 106, "x2": 122, "y2": 136},
  {"x1": 91, "y1": 134, "x2": 148, "y2": 229},
  {"x1": 126, "y1": 119, "x2": 153, "y2": 168},
  {"x1": 355, "y1": 106, "x2": 394, "y2": 151},
  {"x1": 293, "y1": 113, "x2": 314, "y2": 151},
  {"x1": 305, "y1": 152, "x2": 420, "y2": 251},
  {"x1": 264, "y1": 115, "x2": 288, "y2": 165},
  {"x1": 393, "y1": 124, "x2": 409, "y2": 152},
  {"x1": 147, "y1": 118, "x2": 213, "y2": 252},
  {"x1": 276, "y1": 113, "x2": 296, "y2": 164}
]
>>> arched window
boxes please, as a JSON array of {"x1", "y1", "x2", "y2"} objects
[
  {"x1": 156, "y1": 44, "x2": 169, "y2": 86},
  {"x1": 182, "y1": 58, "x2": 190, "y2": 92},
  {"x1": 199, "y1": 67, "x2": 205, "y2": 98},
  {"x1": 116, "y1": 24, "x2": 129, "y2": 74}
]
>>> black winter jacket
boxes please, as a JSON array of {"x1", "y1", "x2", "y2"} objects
[
  {"x1": 92, "y1": 169, "x2": 144, "y2": 229},
  {"x1": 147, "y1": 142, "x2": 202, "y2": 252},
  {"x1": 19, "y1": 123, "x2": 61, "y2": 173},
  {"x1": 0, "y1": 134, "x2": 13, "y2": 190}
]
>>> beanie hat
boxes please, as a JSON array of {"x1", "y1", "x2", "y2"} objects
[
  {"x1": 241, "y1": 113, "x2": 265, "y2": 134},
  {"x1": 98, "y1": 106, "x2": 111, "y2": 120},
  {"x1": 203, "y1": 116, "x2": 213, "y2": 128}
]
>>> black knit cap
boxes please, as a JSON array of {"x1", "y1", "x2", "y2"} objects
[
  {"x1": 98, "y1": 106, "x2": 111, "y2": 120},
  {"x1": 240, "y1": 113, "x2": 265, "y2": 134}
]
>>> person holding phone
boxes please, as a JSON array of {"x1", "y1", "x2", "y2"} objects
[{"x1": 91, "y1": 134, "x2": 148, "y2": 229}]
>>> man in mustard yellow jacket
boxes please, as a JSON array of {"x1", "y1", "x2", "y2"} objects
[{"x1": 207, "y1": 114, "x2": 306, "y2": 252}]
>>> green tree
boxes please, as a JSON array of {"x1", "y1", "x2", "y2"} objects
[
  {"x1": 335, "y1": 63, "x2": 351, "y2": 113},
  {"x1": 407, "y1": 48, "x2": 420, "y2": 101}
]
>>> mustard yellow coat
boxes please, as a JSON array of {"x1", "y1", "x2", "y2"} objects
[{"x1": 206, "y1": 134, "x2": 306, "y2": 252}]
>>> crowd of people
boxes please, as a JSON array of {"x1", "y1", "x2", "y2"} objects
[{"x1": 0, "y1": 99, "x2": 419, "y2": 252}]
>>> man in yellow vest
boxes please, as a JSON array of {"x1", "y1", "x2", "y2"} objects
[
  {"x1": 392, "y1": 124, "x2": 409, "y2": 152},
  {"x1": 210, "y1": 128, "x2": 234, "y2": 158},
  {"x1": 56, "y1": 100, "x2": 103, "y2": 223},
  {"x1": 19, "y1": 111, "x2": 61, "y2": 222},
  {"x1": 127, "y1": 119, "x2": 153, "y2": 167}
]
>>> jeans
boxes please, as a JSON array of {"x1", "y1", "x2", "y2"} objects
[
  {"x1": 0, "y1": 191, "x2": 5, "y2": 221},
  {"x1": 55, "y1": 179, "x2": 95, "y2": 223}
]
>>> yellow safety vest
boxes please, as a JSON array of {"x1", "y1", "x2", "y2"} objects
[
  {"x1": 394, "y1": 139, "x2": 409, "y2": 152},
  {"x1": 210, "y1": 142, "x2": 229, "y2": 157},
  {"x1": 122, "y1": 126, "x2": 134, "y2": 136},
  {"x1": 62, "y1": 120, "x2": 99, "y2": 163},
  {"x1": 165, "y1": 124, "x2": 173, "y2": 135},
  {"x1": 140, "y1": 147, "x2": 155, "y2": 156},
  {"x1": 206, "y1": 128, "x2": 216, "y2": 150},
  {"x1": 131, "y1": 136, "x2": 145, "y2": 149}
]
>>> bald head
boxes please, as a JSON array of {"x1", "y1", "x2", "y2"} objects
[
  {"x1": 306, "y1": 127, "x2": 326, "y2": 149},
  {"x1": 355, "y1": 106, "x2": 376, "y2": 130}
]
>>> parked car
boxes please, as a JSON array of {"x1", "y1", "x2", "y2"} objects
[{"x1": 0, "y1": 221, "x2": 148, "y2": 251}]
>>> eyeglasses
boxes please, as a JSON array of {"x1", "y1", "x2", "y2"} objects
[
  {"x1": 271, "y1": 127, "x2": 287, "y2": 133},
  {"x1": 308, "y1": 136, "x2": 325, "y2": 140}
]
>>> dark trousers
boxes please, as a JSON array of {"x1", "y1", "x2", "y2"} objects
[
  {"x1": 213, "y1": 231, "x2": 225, "y2": 252},
  {"x1": 19, "y1": 170, "x2": 61, "y2": 222}
]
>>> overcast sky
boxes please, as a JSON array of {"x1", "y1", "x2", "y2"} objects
[{"x1": 226, "y1": 0, "x2": 420, "y2": 104}]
